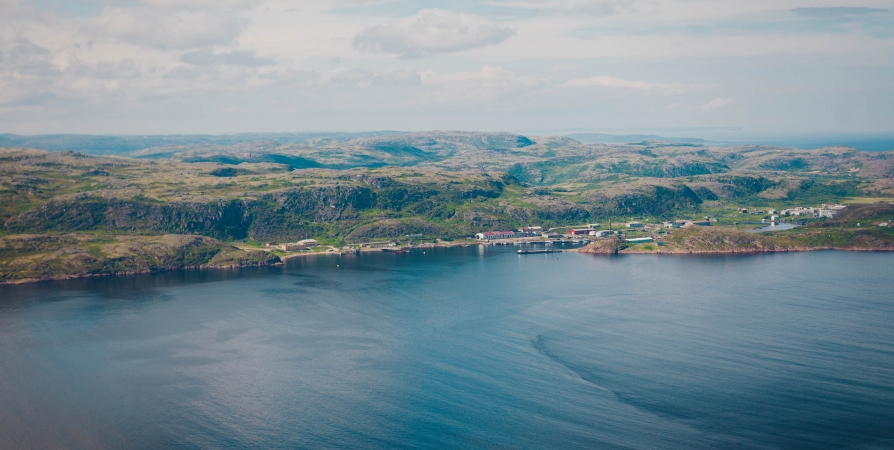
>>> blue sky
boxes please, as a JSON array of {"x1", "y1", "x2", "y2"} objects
[{"x1": 1, "y1": 0, "x2": 892, "y2": 134}]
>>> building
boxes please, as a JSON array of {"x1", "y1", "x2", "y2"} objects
[
  {"x1": 366, "y1": 242, "x2": 397, "y2": 248},
  {"x1": 475, "y1": 231, "x2": 516, "y2": 240},
  {"x1": 626, "y1": 222, "x2": 644, "y2": 228},
  {"x1": 593, "y1": 230, "x2": 613, "y2": 237},
  {"x1": 278, "y1": 243, "x2": 304, "y2": 251},
  {"x1": 663, "y1": 221, "x2": 681, "y2": 229},
  {"x1": 624, "y1": 237, "x2": 654, "y2": 243},
  {"x1": 568, "y1": 229, "x2": 593, "y2": 235},
  {"x1": 515, "y1": 227, "x2": 542, "y2": 238},
  {"x1": 783, "y1": 207, "x2": 817, "y2": 217},
  {"x1": 299, "y1": 239, "x2": 319, "y2": 247}
]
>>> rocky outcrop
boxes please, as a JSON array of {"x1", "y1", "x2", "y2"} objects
[
  {"x1": 577, "y1": 226, "x2": 894, "y2": 255},
  {"x1": 578, "y1": 238, "x2": 621, "y2": 254},
  {"x1": 344, "y1": 218, "x2": 445, "y2": 242},
  {"x1": 0, "y1": 233, "x2": 281, "y2": 284}
]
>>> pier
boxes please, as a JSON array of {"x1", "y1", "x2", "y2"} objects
[{"x1": 516, "y1": 249, "x2": 563, "y2": 255}]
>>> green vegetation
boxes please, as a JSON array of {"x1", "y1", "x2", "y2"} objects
[
  {"x1": 580, "y1": 204, "x2": 894, "y2": 255},
  {"x1": 0, "y1": 233, "x2": 280, "y2": 284},
  {"x1": 2, "y1": 131, "x2": 893, "y2": 282}
]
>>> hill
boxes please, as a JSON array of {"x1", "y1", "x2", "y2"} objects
[{"x1": 2, "y1": 131, "x2": 894, "y2": 282}]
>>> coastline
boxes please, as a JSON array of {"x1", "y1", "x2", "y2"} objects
[
  {"x1": 4, "y1": 224, "x2": 893, "y2": 285},
  {"x1": 271, "y1": 241, "x2": 485, "y2": 261},
  {"x1": 0, "y1": 240, "x2": 486, "y2": 285},
  {"x1": 583, "y1": 247, "x2": 894, "y2": 255},
  {"x1": 575, "y1": 226, "x2": 894, "y2": 255},
  {"x1": 0, "y1": 260, "x2": 284, "y2": 286},
  {"x1": 0, "y1": 233, "x2": 283, "y2": 286}
]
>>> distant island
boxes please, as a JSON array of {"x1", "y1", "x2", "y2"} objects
[{"x1": 2, "y1": 131, "x2": 893, "y2": 284}]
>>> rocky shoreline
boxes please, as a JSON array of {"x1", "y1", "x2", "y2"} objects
[
  {"x1": 0, "y1": 261, "x2": 284, "y2": 285},
  {"x1": 0, "y1": 233, "x2": 282, "y2": 285},
  {"x1": 576, "y1": 226, "x2": 894, "y2": 255}
]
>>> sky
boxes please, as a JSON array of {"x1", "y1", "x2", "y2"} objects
[{"x1": 1, "y1": 0, "x2": 893, "y2": 135}]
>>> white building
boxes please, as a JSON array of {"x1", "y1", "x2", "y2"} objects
[{"x1": 476, "y1": 231, "x2": 516, "y2": 241}]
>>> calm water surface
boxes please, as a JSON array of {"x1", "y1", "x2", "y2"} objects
[{"x1": 1, "y1": 248, "x2": 893, "y2": 449}]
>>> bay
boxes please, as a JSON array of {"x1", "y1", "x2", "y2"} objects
[{"x1": 1, "y1": 247, "x2": 893, "y2": 449}]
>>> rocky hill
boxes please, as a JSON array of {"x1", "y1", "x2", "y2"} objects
[{"x1": 0, "y1": 233, "x2": 280, "y2": 284}]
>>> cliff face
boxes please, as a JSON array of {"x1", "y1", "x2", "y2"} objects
[
  {"x1": 8, "y1": 184, "x2": 437, "y2": 241},
  {"x1": 6, "y1": 177, "x2": 524, "y2": 241}
]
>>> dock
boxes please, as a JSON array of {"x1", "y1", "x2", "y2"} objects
[{"x1": 516, "y1": 249, "x2": 563, "y2": 255}]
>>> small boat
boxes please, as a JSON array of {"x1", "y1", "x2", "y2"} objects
[{"x1": 517, "y1": 249, "x2": 561, "y2": 255}]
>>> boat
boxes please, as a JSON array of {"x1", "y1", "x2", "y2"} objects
[{"x1": 517, "y1": 249, "x2": 562, "y2": 254}]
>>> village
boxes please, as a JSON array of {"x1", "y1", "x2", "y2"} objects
[{"x1": 255, "y1": 203, "x2": 856, "y2": 257}]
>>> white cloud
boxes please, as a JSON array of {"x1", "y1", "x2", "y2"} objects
[
  {"x1": 181, "y1": 49, "x2": 273, "y2": 66},
  {"x1": 1, "y1": 0, "x2": 893, "y2": 133},
  {"x1": 84, "y1": 7, "x2": 243, "y2": 49},
  {"x1": 418, "y1": 66, "x2": 544, "y2": 102},
  {"x1": 353, "y1": 9, "x2": 515, "y2": 58},
  {"x1": 140, "y1": 0, "x2": 259, "y2": 10},
  {"x1": 373, "y1": 68, "x2": 421, "y2": 86},
  {"x1": 563, "y1": 76, "x2": 688, "y2": 95},
  {"x1": 493, "y1": 0, "x2": 633, "y2": 16},
  {"x1": 702, "y1": 97, "x2": 735, "y2": 109},
  {"x1": 328, "y1": 67, "x2": 374, "y2": 85}
]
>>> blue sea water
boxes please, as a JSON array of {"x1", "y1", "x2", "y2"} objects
[
  {"x1": 561, "y1": 131, "x2": 894, "y2": 151},
  {"x1": 1, "y1": 247, "x2": 893, "y2": 449}
]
